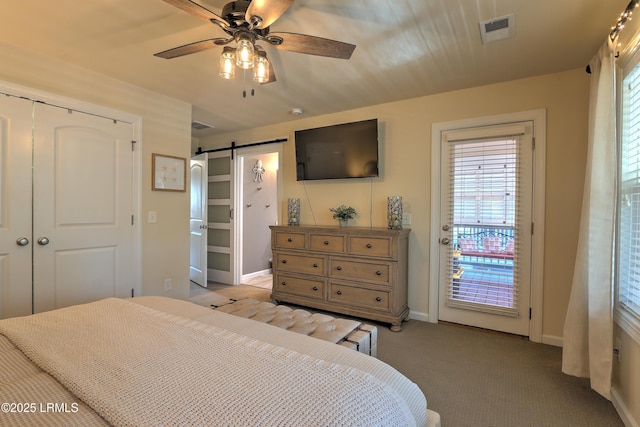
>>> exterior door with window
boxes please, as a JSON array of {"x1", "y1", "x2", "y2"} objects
[{"x1": 438, "y1": 123, "x2": 533, "y2": 336}]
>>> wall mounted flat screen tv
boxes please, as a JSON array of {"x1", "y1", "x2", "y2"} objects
[{"x1": 295, "y1": 118, "x2": 379, "y2": 181}]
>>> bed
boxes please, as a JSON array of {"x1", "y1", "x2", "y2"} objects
[{"x1": 0, "y1": 296, "x2": 440, "y2": 427}]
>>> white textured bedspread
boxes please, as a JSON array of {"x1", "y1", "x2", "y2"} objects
[{"x1": 0, "y1": 298, "x2": 416, "y2": 426}]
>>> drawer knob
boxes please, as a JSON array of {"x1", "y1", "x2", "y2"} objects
[
  {"x1": 313, "y1": 286, "x2": 318, "y2": 291},
  {"x1": 313, "y1": 263, "x2": 318, "y2": 268},
  {"x1": 281, "y1": 259, "x2": 287, "y2": 264},
  {"x1": 324, "y1": 240, "x2": 329, "y2": 245},
  {"x1": 376, "y1": 297, "x2": 382, "y2": 302},
  {"x1": 281, "y1": 281, "x2": 287, "y2": 286},
  {"x1": 376, "y1": 271, "x2": 382, "y2": 276},
  {"x1": 366, "y1": 243, "x2": 372, "y2": 248},
  {"x1": 287, "y1": 237, "x2": 293, "y2": 242},
  {"x1": 336, "y1": 266, "x2": 342, "y2": 271},
  {"x1": 336, "y1": 290, "x2": 342, "y2": 295}
]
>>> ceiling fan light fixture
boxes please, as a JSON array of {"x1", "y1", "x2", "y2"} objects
[
  {"x1": 235, "y1": 33, "x2": 255, "y2": 70},
  {"x1": 219, "y1": 46, "x2": 236, "y2": 79},
  {"x1": 253, "y1": 51, "x2": 270, "y2": 83}
]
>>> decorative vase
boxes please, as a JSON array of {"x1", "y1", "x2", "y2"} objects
[
  {"x1": 287, "y1": 198, "x2": 300, "y2": 226},
  {"x1": 387, "y1": 196, "x2": 403, "y2": 230},
  {"x1": 339, "y1": 219, "x2": 349, "y2": 228}
]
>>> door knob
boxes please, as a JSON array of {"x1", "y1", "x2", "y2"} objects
[
  {"x1": 37, "y1": 237, "x2": 50, "y2": 246},
  {"x1": 16, "y1": 237, "x2": 29, "y2": 246},
  {"x1": 441, "y1": 237, "x2": 451, "y2": 245}
]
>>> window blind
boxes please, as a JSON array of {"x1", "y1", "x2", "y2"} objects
[
  {"x1": 445, "y1": 134, "x2": 522, "y2": 317},
  {"x1": 619, "y1": 62, "x2": 640, "y2": 319}
]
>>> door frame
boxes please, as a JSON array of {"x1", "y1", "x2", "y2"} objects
[
  {"x1": 0, "y1": 79, "x2": 142, "y2": 297},
  {"x1": 233, "y1": 143, "x2": 283, "y2": 284},
  {"x1": 429, "y1": 109, "x2": 546, "y2": 343}
]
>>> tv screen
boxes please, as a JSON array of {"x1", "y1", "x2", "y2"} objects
[{"x1": 295, "y1": 119, "x2": 379, "y2": 181}]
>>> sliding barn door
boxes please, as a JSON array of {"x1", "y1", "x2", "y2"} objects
[
  {"x1": 206, "y1": 151, "x2": 235, "y2": 284},
  {"x1": 32, "y1": 103, "x2": 134, "y2": 313}
]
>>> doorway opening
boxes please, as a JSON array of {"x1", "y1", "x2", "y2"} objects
[{"x1": 190, "y1": 142, "x2": 282, "y2": 290}]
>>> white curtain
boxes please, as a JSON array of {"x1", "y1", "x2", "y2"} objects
[{"x1": 561, "y1": 39, "x2": 616, "y2": 400}]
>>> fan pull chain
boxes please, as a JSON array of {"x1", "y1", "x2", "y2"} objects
[
  {"x1": 240, "y1": 69, "x2": 256, "y2": 98},
  {"x1": 243, "y1": 69, "x2": 247, "y2": 98}
]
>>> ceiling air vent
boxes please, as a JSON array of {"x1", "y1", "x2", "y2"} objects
[
  {"x1": 191, "y1": 120, "x2": 214, "y2": 130},
  {"x1": 479, "y1": 14, "x2": 515, "y2": 44}
]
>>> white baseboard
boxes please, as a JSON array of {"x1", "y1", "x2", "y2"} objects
[
  {"x1": 541, "y1": 334, "x2": 563, "y2": 347},
  {"x1": 241, "y1": 268, "x2": 271, "y2": 282},
  {"x1": 612, "y1": 386, "x2": 639, "y2": 427},
  {"x1": 409, "y1": 310, "x2": 431, "y2": 323}
]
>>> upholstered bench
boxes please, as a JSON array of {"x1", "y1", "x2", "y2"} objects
[{"x1": 212, "y1": 298, "x2": 377, "y2": 357}]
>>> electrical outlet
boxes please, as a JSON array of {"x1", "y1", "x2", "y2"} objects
[
  {"x1": 164, "y1": 278, "x2": 172, "y2": 291},
  {"x1": 614, "y1": 337, "x2": 622, "y2": 362}
]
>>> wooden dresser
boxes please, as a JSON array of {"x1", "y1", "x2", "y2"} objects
[{"x1": 269, "y1": 225, "x2": 410, "y2": 331}]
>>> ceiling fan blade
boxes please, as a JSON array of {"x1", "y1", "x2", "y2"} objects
[
  {"x1": 246, "y1": 0, "x2": 294, "y2": 29},
  {"x1": 162, "y1": 0, "x2": 229, "y2": 29},
  {"x1": 269, "y1": 32, "x2": 356, "y2": 59},
  {"x1": 154, "y1": 39, "x2": 226, "y2": 59}
]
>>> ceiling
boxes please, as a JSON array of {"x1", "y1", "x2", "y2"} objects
[{"x1": 0, "y1": 0, "x2": 629, "y2": 137}]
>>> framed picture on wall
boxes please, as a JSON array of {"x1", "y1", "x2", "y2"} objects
[{"x1": 152, "y1": 153, "x2": 186, "y2": 192}]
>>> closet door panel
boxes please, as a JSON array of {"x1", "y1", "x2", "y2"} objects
[
  {"x1": 33, "y1": 104, "x2": 133, "y2": 313},
  {"x1": 0, "y1": 96, "x2": 33, "y2": 319}
]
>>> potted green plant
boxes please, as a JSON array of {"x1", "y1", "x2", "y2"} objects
[{"x1": 330, "y1": 205, "x2": 357, "y2": 227}]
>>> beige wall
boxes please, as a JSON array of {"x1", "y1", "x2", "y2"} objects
[
  {"x1": 200, "y1": 68, "x2": 590, "y2": 340},
  {"x1": 0, "y1": 43, "x2": 192, "y2": 300}
]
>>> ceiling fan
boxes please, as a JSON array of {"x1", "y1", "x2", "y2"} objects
[{"x1": 155, "y1": 0, "x2": 356, "y2": 93}]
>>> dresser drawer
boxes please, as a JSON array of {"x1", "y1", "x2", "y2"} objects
[
  {"x1": 274, "y1": 274, "x2": 325, "y2": 300},
  {"x1": 309, "y1": 233, "x2": 346, "y2": 253},
  {"x1": 329, "y1": 258, "x2": 391, "y2": 284},
  {"x1": 274, "y1": 252, "x2": 325, "y2": 275},
  {"x1": 274, "y1": 231, "x2": 306, "y2": 249},
  {"x1": 349, "y1": 236, "x2": 393, "y2": 258},
  {"x1": 329, "y1": 283, "x2": 389, "y2": 312}
]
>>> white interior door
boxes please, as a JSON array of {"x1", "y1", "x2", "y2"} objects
[
  {"x1": 437, "y1": 122, "x2": 533, "y2": 336},
  {"x1": 206, "y1": 151, "x2": 234, "y2": 284},
  {"x1": 32, "y1": 103, "x2": 134, "y2": 313},
  {"x1": 0, "y1": 95, "x2": 34, "y2": 319},
  {"x1": 190, "y1": 153, "x2": 207, "y2": 287}
]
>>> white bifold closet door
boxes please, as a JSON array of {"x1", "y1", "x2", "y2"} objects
[
  {"x1": 0, "y1": 95, "x2": 134, "y2": 319},
  {"x1": 0, "y1": 95, "x2": 33, "y2": 319}
]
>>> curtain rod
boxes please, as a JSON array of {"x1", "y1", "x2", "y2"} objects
[
  {"x1": 195, "y1": 137, "x2": 287, "y2": 159},
  {"x1": 586, "y1": 0, "x2": 639, "y2": 74}
]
